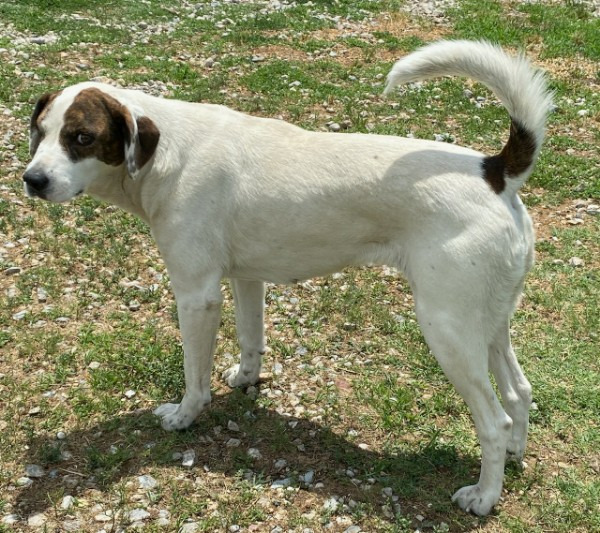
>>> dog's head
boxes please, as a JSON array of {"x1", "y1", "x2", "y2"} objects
[{"x1": 24, "y1": 83, "x2": 160, "y2": 203}]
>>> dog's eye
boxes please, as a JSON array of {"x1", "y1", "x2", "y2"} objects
[{"x1": 76, "y1": 133, "x2": 94, "y2": 146}]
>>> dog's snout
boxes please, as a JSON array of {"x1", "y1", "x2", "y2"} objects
[{"x1": 23, "y1": 169, "x2": 50, "y2": 193}]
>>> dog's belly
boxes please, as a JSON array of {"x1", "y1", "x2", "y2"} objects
[{"x1": 226, "y1": 225, "x2": 403, "y2": 284}]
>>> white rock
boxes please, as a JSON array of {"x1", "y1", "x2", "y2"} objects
[
  {"x1": 182, "y1": 449, "x2": 196, "y2": 467},
  {"x1": 344, "y1": 526, "x2": 361, "y2": 533},
  {"x1": 569, "y1": 257, "x2": 585, "y2": 267},
  {"x1": 56, "y1": 431, "x2": 66, "y2": 440},
  {"x1": 128, "y1": 508, "x2": 151, "y2": 522},
  {"x1": 138, "y1": 474, "x2": 158, "y2": 489},
  {"x1": 227, "y1": 420, "x2": 240, "y2": 432},
  {"x1": 27, "y1": 513, "x2": 46, "y2": 527},
  {"x1": 25, "y1": 463, "x2": 45, "y2": 477},
  {"x1": 322, "y1": 497, "x2": 339, "y2": 512},
  {"x1": 247, "y1": 448, "x2": 262, "y2": 460},
  {"x1": 226, "y1": 438, "x2": 241, "y2": 448},
  {"x1": 300, "y1": 470, "x2": 314, "y2": 484},
  {"x1": 12, "y1": 310, "x2": 28, "y2": 320},
  {"x1": 270, "y1": 477, "x2": 293, "y2": 489},
  {"x1": 61, "y1": 495, "x2": 75, "y2": 510},
  {"x1": 328, "y1": 122, "x2": 341, "y2": 132},
  {"x1": 88, "y1": 361, "x2": 101, "y2": 369},
  {"x1": 274, "y1": 458, "x2": 287, "y2": 471},
  {"x1": 94, "y1": 513, "x2": 112, "y2": 522},
  {"x1": 180, "y1": 522, "x2": 199, "y2": 533},
  {"x1": 2, "y1": 514, "x2": 19, "y2": 525},
  {"x1": 124, "y1": 389, "x2": 136, "y2": 398},
  {"x1": 17, "y1": 477, "x2": 33, "y2": 487}
]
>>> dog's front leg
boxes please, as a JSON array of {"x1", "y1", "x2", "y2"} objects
[
  {"x1": 154, "y1": 274, "x2": 222, "y2": 431},
  {"x1": 222, "y1": 279, "x2": 265, "y2": 388}
]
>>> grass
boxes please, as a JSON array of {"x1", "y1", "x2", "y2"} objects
[{"x1": 0, "y1": 0, "x2": 599, "y2": 531}]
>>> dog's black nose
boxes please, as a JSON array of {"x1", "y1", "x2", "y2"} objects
[{"x1": 23, "y1": 170, "x2": 49, "y2": 193}]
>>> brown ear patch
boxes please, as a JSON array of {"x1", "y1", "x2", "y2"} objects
[
  {"x1": 482, "y1": 119, "x2": 537, "y2": 194},
  {"x1": 30, "y1": 91, "x2": 61, "y2": 156},
  {"x1": 59, "y1": 88, "x2": 134, "y2": 166},
  {"x1": 134, "y1": 116, "x2": 160, "y2": 169}
]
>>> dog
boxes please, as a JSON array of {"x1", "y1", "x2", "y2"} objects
[{"x1": 23, "y1": 40, "x2": 552, "y2": 515}]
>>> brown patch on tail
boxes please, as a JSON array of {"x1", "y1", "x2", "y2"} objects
[{"x1": 482, "y1": 119, "x2": 537, "y2": 194}]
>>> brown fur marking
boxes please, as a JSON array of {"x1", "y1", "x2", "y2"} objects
[
  {"x1": 482, "y1": 119, "x2": 537, "y2": 194},
  {"x1": 30, "y1": 91, "x2": 61, "y2": 156},
  {"x1": 59, "y1": 88, "x2": 133, "y2": 166}
]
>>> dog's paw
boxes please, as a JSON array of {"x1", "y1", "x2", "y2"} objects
[
  {"x1": 153, "y1": 401, "x2": 204, "y2": 431},
  {"x1": 452, "y1": 484, "x2": 498, "y2": 516},
  {"x1": 222, "y1": 364, "x2": 260, "y2": 388}
]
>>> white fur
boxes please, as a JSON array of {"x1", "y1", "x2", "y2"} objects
[{"x1": 24, "y1": 41, "x2": 552, "y2": 516}]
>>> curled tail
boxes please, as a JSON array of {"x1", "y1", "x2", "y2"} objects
[{"x1": 384, "y1": 40, "x2": 553, "y2": 195}]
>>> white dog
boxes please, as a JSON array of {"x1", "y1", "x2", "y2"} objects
[{"x1": 24, "y1": 40, "x2": 552, "y2": 515}]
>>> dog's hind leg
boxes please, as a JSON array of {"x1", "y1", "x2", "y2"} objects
[
  {"x1": 222, "y1": 279, "x2": 266, "y2": 388},
  {"x1": 415, "y1": 295, "x2": 512, "y2": 516},
  {"x1": 489, "y1": 322, "x2": 532, "y2": 463}
]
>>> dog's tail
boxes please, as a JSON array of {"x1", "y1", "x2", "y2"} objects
[{"x1": 384, "y1": 40, "x2": 553, "y2": 195}]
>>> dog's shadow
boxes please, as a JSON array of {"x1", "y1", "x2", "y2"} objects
[{"x1": 14, "y1": 387, "x2": 489, "y2": 531}]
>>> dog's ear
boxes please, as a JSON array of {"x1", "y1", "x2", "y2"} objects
[
  {"x1": 30, "y1": 92, "x2": 59, "y2": 156},
  {"x1": 123, "y1": 113, "x2": 160, "y2": 180}
]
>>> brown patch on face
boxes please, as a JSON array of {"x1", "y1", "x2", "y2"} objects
[
  {"x1": 59, "y1": 88, "x2": 134, "y2": 166},
  {"x1": 30, "y1": 91, "x2": 62, "y2": 156},
  {"x1": 482, "y1": 119, "x2": 537, "y2": 194}
]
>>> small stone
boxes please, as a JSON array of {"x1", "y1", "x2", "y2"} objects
[
  {"x1": 577, "y1": 109, "x2": 589, "y2": 117},
  {"x1": 247, "y1": 448, "x2": 262, "y2": 460},
  {"x1": 587, "y1": 204, "x2": 599, "y2": 214},
  {"x1": 63, "y1": 520, "x2": 82, "y2": 531},
  {"x1": 322, "y1": 497, "x2": 339, "y2": 512},
  {"x1": 226, "y1": 438, "x2": 241, "y2": 448},
  {"x1": 25, "y1": 464, "x2": 45, "y2": 478},
  {"x1": 227, "y1": 420, "x2": 240, "y2": 432},
  {"x1": 300, "y1": 470, "x2": 314, "y2": 484},
  {"x1": 2, "y1": 514, "x2": 19, "y2": 525},
  {"x1": 124, "y1": 389, "x2": 136, "y2": 399},
  {"x1": 180, "y1": 522, "x2": 199, "y2": 533},
  {"x1": 128, "y1": 508, "x2": 151, "y2": 522},
  {"x1": 382, "y1": 487, "x2": 393, "y2": 498},
  {"x1": 273, "y1": 362, "x2": 283, "y2": 375},
  {"x1": 128, "y1": 300, "x2": 141, "y2": 311},
  {"x1": 344, "y1": 526, "x2": 361, "y2": 533},
  {"x1": 4, "y1": 266, "x2": 21, "y2": 275},
  {"x1": 57, "y1": 431, "x2": 66, "y2": 440},
  {"x1": 94, "y1": 513, "x2": 112, "y2": 522},
  {"x1": 182, "y1": 449, "x2": 196, "y2": 467},
  {"x1": 88, "y1": 361, "x2": 101, "y2": 369},
  {"x1": 274, "y1": 459, "x2": 287, "y2": 471},
  {"x1": 12, "y1": 310, "x2": 28, "y2": 320},
  {"x1": 37, "y1": 287, "x2": 48, "y2": 302},
  {"x1": 138, "y1": 474, "x2": 158, "y2": 489},
  {"x1": 569, "y1": 257, "x2": 584, "y2": 267},
  {"x1": 251, "y1": 54, "x2": 265, "y2": 62},
  {"x1": 61, "y1": 495, "x2": 75, "y2": 510},
  {"x1": 270, "y1": 477, "x2": 293, "y2": 489},
  {"x1": 27, "y1": 513, "x2": 46, "y2": 527},
  {"x1": 28, "y1": 407, "x2": 41, "y2": 416},
  {"x1": 328, "y1": 122, "x2": 341, "y2": 132}
]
